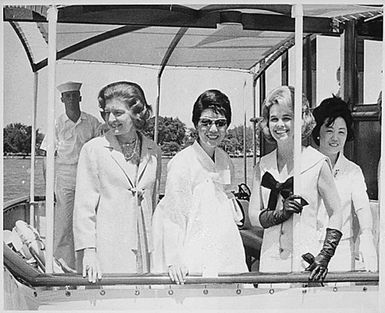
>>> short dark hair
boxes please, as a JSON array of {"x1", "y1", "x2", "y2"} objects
[
  {"x1": 98, "y1": 81, "x2": 152, "y2": 130},
  {"x1": 312, "y1": 96, "x2": 354, "y2": 146},
  {"x1": 192, "y1": 89, "x2": 232, "y2": 127}
]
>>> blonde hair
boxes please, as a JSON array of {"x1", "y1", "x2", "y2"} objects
[{"x1": 259, "y1": 86, "x2": 315, "y2": 144}]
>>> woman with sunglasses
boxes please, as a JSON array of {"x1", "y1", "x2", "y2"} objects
[
  {"x1": 152, "y1": 89, "x2": 248, "y2": 284},
  {"x1": 249, "y1": 86, "x2": 343, "y2": 281}
]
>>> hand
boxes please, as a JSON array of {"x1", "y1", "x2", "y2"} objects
[
  {"x1": 259, "y1": 195, "x2": 307, "y2": 228},
  {"x1": 305, "y1": 228, "x2": 342, "y2": 281},
  {"x1": 82, "y1": 248, "x2": 102, "y2": 283},
  {"x1": 359, "y1": 230, "x2": 378, "y2": 272},
  {"x1": 305, "y1": 253, "x2": 329, "y2": 281},
  {"x1": 168, "y1": 264, "x2": 188, "y2": 285},
  {"x1": 282, "y1": 194, "x2": 307, "y2": 216}
]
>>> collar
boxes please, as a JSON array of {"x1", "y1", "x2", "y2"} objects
[
  {"x1": 192, "y1": 140, "x2": 217, "y2": 167},
  {"x1": 332, "y1": 152, "x2": 347, "y2": 178},
  {"x1": 261, "y1": 146, "x2": 329, "y2": 177},
  {"x1": 103, "y1": 130, "x2": 153, "y2": 152},
  {"x1": 61, "y1": 111, "x2": 87, "y2": 124}
]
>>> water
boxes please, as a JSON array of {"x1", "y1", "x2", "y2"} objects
[{"x1": 3, "y1": 157, "x2": 254, "y2": 203}]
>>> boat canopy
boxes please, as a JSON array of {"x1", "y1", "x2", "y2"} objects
[{"x1": 4, "y1": 4, "x2": 383, "y2": 73}]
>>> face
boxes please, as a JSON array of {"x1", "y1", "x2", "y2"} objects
[
  {"x1": 104, "y1": 98, "x2": 135, "y2": 136},
  {"x1": 268, "y1": 103, "x2": 294, "y2": 143},
  {"x1": 196, "y1": 109, "x2": 228, "y2": 150},
  {"x1": 319, "y1": 116, "x2": 347, "y2": 157},
  {"x1": 61, "y1": 91, "x2": 81, "y2": 106}
]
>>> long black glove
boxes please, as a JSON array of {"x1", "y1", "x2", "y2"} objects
[
  {"x1": 305, "y1": 228, "x2": 342, "y2": 281},
  {"x1": 259, "y1": 195, "x2": 307, "y2": 228}
]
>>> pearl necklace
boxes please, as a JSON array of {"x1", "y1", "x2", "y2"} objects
[{"x1": 120, "y1": 135, "x2": 139, "y2": 162}]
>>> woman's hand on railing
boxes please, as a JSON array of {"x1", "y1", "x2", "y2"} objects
[
  {"x1": 82, "y1": 248, "x2": 102, "y2": 283},
  {"x1": 168, "y1": 263, "x2": 188, "y2": 285}
]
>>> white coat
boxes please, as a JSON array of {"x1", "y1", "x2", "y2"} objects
[
  {"x1": 259, "y1": 146, "x2": 331, "y2": 273},
  {"x1": 152, "y1": 141, "x2": 248, "y2": 275},
  {"x1": 73, "y1": 130, "x2": 161, "y2": 274}
]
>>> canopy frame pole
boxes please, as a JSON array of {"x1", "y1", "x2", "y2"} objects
[
  {"x1": 379, "y1": 5, "x2": 385, "y2": 310},
  {"x1": 45, "y1": 5, "x2": 58, "y2": 274},
  {"x1": 243, "y1": 80, "x2": 247, "y2": 183},
  {"x1": 29, "y1": 72, "x2": 38, "y2": 227},
  {"x1": 155, "y1": 27, "x2": 188, "y2": 144},
  {"x1": 292, "y1": 3, "x2": 303, "y2": 272}
]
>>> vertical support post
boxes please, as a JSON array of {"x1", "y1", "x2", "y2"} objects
[
  {"x1": 340, "y1": 20, "x2": 357, "y2": 161},
  {"x1": 243, "y1": 80, "x2": 247, "y2": 183},
  {"x1": 154, "y1": 75, "x2": 161, "y2": 144},
  {"x1": 292, "y1": 4, "x2": 303, "y2": 272},
  {"x1": 252, "y1": 80, "x2": 257, "y2": 166},
  {"x1": 379, "y1": 6, "x2": 385, "y2": 311},
  {"x1": 0, "y1": 3, "x2": 3, "y2": 218},
  {"x1": 303, "y1": 36, "x2": 312, "y2": 104},
  {"x1": 45, "y1": 5, "x2": 58, "y2": 274},
  {"x1": 259, "y1": 60, "x2": 266, "y2": 156},
  {"x1": 29, "y1": 72, "x2": 38, "y2": 227}
]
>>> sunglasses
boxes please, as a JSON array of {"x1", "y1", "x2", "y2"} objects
[{"x1": 199, "y1": 118, "x2": 228, "y2": 128}]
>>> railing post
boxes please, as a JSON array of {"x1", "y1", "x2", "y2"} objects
[
  {"x1": 292, "y1": 3, "x2": 303, "y2": 272},
  {"x1": 29, "y1": 72, "x2": 39, "y2": 227},
  {"x1": 45, "y1": 5, "x2": 58, "y2": 274},
  {"x1": 379, "y1": 5, "x2": 385, "y2": 312}
]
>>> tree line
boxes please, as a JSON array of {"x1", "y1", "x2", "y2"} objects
[{"x1": 3, "y1": 117, "x2": 258, "y2": 157}]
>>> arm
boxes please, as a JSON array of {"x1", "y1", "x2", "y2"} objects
[
  {"x1": 249, "y1": 163, "x2": 263, "y2": 227},
  {"x1": 352, "y1": 167, "x2": 378, "y2": 271},
  {"x1": 306, "y1": 161, "x2": 343, "y2": 281},
  {"x1": 224, "y1": 156, "x2": 244, "y2": 225},
  {"x1": 318, "y1": 161, "x2": 342, "y2": 230},
  {"x1": 152, "y1": 146, "x2": 162, "y2": 211},
  {"x1": 73, "y1": 144, "x2": 101, "y2": 282},
  {"x1": 40, "y1": 122, "x2": 58, "y2": 182},
  {"x1": 157, "y1": 158, "x2": 192, "y2": 284},
  {"x1": 249, "y1": 163, "x2": 304, "y2": 228}
]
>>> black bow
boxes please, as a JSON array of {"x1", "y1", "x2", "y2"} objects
[{"x1": 261, "y1": 172, "x2": 293, "y2": 210}]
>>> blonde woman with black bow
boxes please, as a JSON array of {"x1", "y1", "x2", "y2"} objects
[{"x1": 249, "y1": 86, "x2": 343, "y2": 282}]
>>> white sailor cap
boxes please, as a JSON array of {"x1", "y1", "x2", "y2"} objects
[{"x1": 57, "y1": 81, "x2": 82, "y2": 93}]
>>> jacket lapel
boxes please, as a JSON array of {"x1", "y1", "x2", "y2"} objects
[
  {"x1": 104, "y1": 131, "x2": 135, "y2": 188},
  {"x1": 137, "y1": 135, "x2": 152, "y2": 185}
]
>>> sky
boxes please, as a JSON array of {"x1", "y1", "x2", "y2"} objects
[{"x1": 3, "y1": 8, "x2": 382, "y2": 134}]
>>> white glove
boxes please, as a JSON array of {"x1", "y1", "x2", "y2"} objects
[{"x1": 359, "y1": 229, "x2": 378, "y2": 272}]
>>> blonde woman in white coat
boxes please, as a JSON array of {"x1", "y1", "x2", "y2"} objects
[
  {"x1": 73, "y1": 81, "x2": 161, "y2": 283},
  {"x1": 249, "y1": 86, "x2": 343, "y2": 282}
]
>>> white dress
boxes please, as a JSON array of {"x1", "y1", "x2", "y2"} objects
[
  {"x1": 259, "y1": 146, "x2": 331, "y2": 273},
  {"x1": 321, "y1": 153, "x2": 377, "y2": 271},
  {"x1": 152, "y1": 141, "x2": 248, "y2": 275}
]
